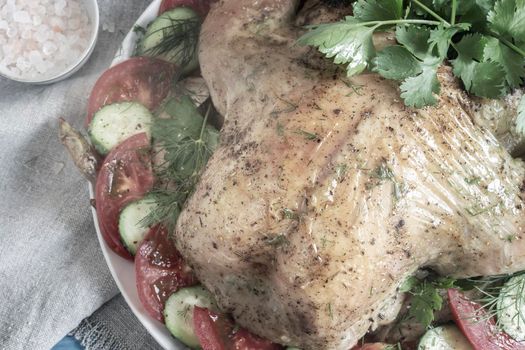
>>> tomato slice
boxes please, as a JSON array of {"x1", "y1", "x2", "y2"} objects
[
  {"x1": 232, "y1": 329, "x2": 283, "y2": 350},
  {"x1": 95, "y1": 133, "x2": 154, "y2": 260},
  {"x1": 85, "y1": 57, "x2": 176, "y2": 127},
  {"x1": 158, "y1": 0, "x2": 214, "y2": 17},
  {"x1": 193, "y1": 307, "x2": 283, "y2": 350},
  {"x1": 135, "y1": 225, "x2": 197, "y2": 322},
  {"x1": 448, "y1": 289, "x2": 525, "y2": 350},
  {"x1": 193, "y1": 307, "x2": 231, "y2": 350}
]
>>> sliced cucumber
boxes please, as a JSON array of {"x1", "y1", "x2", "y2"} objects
[
  {"x1": 497, "y1": 274, "x2": 525, "y2": 341},
  {"x1": 88, "y1": 102, "x2": 152, "y2": 155},
  {"x1": 138, "y1": 7, "x2": 200, "y2": 73},
  {"x1": 118, "y1": 196, "x2": 157, "y2": 255},
  {"x1": 164, "y1": 286, "x2": 215, "y2": 348},
  {"x1": 418, "y1": 325, "x2": 473, "y2": 350}
]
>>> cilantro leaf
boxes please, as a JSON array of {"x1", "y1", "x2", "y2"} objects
[
  {"x1": 488, "y1": 0, "x2": 525, "y2": 41},
  {"x1": 461, "y1": 0, "x2": 493, "y2": 31},
  {"x1": 297, "y1": 18, "x2": 375, "y2": 76},
  {"x1": 428, "y1": 25, "x2": 464, "y2": 58},
  {"x1": 353, "y1": 0, "x2": 403, "y2": 22},
  {"x1": 373, "y1": 46, "x2": 422, "y2": 80},
  {"x1": 433, "y1": 276, "x2": 457, "y2": 289},
  {"x1": 396, "y1": 25, "x2": 432, "y2": 60},
  {"x1": 483, "y1": 37, "x2": 525, "y2": 88},
  {"x1": 451, "y1": 33, "x2": 488, "y2": 90},
  {"x1": 409, "y1": 281, "x2": 443, "y2": 328},
  {"x1": 400, "y1": 58, "x2": 441, "y2": 107},
  {"x1": 399, "y1": 276, "x2": 419, "y2": 293},
  {"x1": 431, "y1": 0, "x2": 480, "y2": 18},
  {"x1": 470, "y1": 61, "x2": 507, "y2": 98},
  {"x1": 393, "y1": 25, "x2": 445, "y2": 107},
  {"x1": 516, "y1": 95, "x2": 525, "y2": 137},
  {"x1": 402, "y1": 275, "x2": 457, "y2": 328}
]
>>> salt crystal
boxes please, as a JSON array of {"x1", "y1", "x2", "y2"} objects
[
  {"x1": 6, "y1": 26, "x2": 17, "y2": 38},
  {"x1": 16, "y1": 57, "x2": 31, "y2": 72},
  {"x1": 28, "y1": 50, "x2": 43, "y2": 65},
  {"x1": 32, "y1": 15, "x2": 42, "y2": 26},
  {"x1": 35, "y1": 5, "x2": 46, "y2": 16},
  {"x1": 55, "y1": 0, "x2": 66, "y2": 12},
  {"x1": 13, "y1": 11, "x2": 32, "y2": 24},
  {"x1": 42, "y1": 41, "x2": 57, "y2": 56},
  {"x1": 21, "y1": 28, "x2": 32, "y2": 39},
  {"x1": 68, "y1": 18, "x2": 80, "y2": 31},
  {"x1": 34, "y1": 25, "x2": 49, "y2": 42},
  {"x1": 0, "y1": 20, "x2": 8, "y2": 31},
  {"x1": 50, "y1": 17, "x2": 65, "y2": 32}
]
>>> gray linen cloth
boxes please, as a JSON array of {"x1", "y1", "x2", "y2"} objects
[{"x1": 0, "y1": 1, "x2": 161, "y2": 349}]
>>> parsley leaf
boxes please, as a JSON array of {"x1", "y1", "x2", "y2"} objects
[
  {"x1": 402, "y1": 275, "x2": 457, "y2": 328},
  {"x1": 470, "y1": 61, "x2": 507, "y2": 98},
  {"x1": 298, "y1": 0, "x2": 525, "y2": 108},
  {"x1": 400, "y1": 60, "x2": 441, "y2": 107},
  {"x1": 373, "y1": 46, "x2": 422, "y2": 80},
  {"x1": 353, "y1": 0, "x2": 403, "y2": 22},
  {"x1": 396, "y1": 25, "x2": 432, "y2": 60},
  {"x1": 297, "y1": 18, "x2": 375, "y2": 76},
  {"x1": 484, "y1": 37, "x2": 525, "y2": 88},
  {"x1": 516, "y1": 95, "x2": 525, "y2": 137},
  {"x1": 488, "y1": 0, "x2": 525, "y2": 41},
  {"x1": 451, "y1": 33, "x2": 488, "y2": 90},
  {"x1": 410, "y1": 280, "x2": 443, "y2": 328},
  {"x1": 429, "y1": 25, "x2": 468, "y2": 58},
  {"x1": 451, "y1": 34, "x2": 509, "y2": 97}
]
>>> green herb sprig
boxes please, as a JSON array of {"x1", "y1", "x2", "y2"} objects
[
  {"x1": 400, "y1": 275, "x2": 456, "y2": 328},
  {"x1": 461, "y1": 271, "x2": 525, "y2": 332},
  {"x1": 142, "y1": 96, "x2": 219, "y2": 232},
  {"x1": 298, "y1": 0, "x2": 525, "y2": 108},
  {"x1": 140, "y1": 16, "x2": 201, "y2": 70}
]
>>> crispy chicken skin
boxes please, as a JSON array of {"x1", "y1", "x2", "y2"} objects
[{"x1": 175, "y1": 1, "x2": 525, "y2": 348}]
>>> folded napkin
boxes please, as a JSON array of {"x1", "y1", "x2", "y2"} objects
[{"x1": 0, "y1": 1, "x2": 162, "y2": 349}]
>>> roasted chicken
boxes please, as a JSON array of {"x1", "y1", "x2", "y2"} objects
[{"x1": 175, "y1": 1, "x2": 525, "y2": 348}]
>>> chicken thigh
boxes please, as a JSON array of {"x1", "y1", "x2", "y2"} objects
[{"x1": 175, "y1": 1, "x2": 525, "y2": 348}]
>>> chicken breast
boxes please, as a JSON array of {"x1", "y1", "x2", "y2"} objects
[{"x1": 175, "y1": 1, "x2": 525, "y2": 348}]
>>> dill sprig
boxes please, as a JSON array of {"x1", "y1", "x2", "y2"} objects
[
  {"x1": 142, "y1": 96, "x2": 219, "y2": 232},
  {"x1": 139, "y1": 187, "x2": 186, "y2": 233},
  {"x1": 153, "y1": 97, "x2": 219, "y2": 183},
  {"x1": 465, "y1": 271, "x2": 525, "y2": 334},
  {"x1": 141, "y1": 15, "x2": 201, "y2": 70}
]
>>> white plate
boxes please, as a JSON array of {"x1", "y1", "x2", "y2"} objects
[{"x1": 88, "y1": 1, "x2": 186, "y2": 349}]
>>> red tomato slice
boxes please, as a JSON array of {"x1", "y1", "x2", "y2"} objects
[
  {"x1": 85, "y1": 57, "x2": 176, "y2": 127},
  {"x1": 232, "y1": 329, "x2": 283, "y2": 350},
  {"x1": 95, "y1": 133, "x2": 154, "y2": 260},
  {"x1": 448, "y1": 289, "x2": 525, "y2": 350},
  {"x1": 135, "y1": 225, "x2": 197, "y2": 322},
  {"x1": 193, "y1": 307, "x2": 231, "y2": 350},
  {"x1": 158, "y1": 0, "x2": 215, "y2": 17},
  {"x1": 193, "y1": 307, "x2": 283, "y2": 350}
]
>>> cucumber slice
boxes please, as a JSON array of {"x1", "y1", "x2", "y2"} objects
[
  {"x1": 88, "y1": 102, "x2": 152, "y2": 155},
  {"x1": 497, "y1": 274, "x2": 525, "y2": 341},
  {"x1": 418, "y1": 325, "x2": 473, "y2": 350},
  {"x1": 138, "y1": 7, "x2": 200, "y2": 73},
  {"x1": 164, "y1": 286, "x2": 215, "y2": 348},
  {"x1": 118, "y1": 196, "x2": 157, "y2": 255}
]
